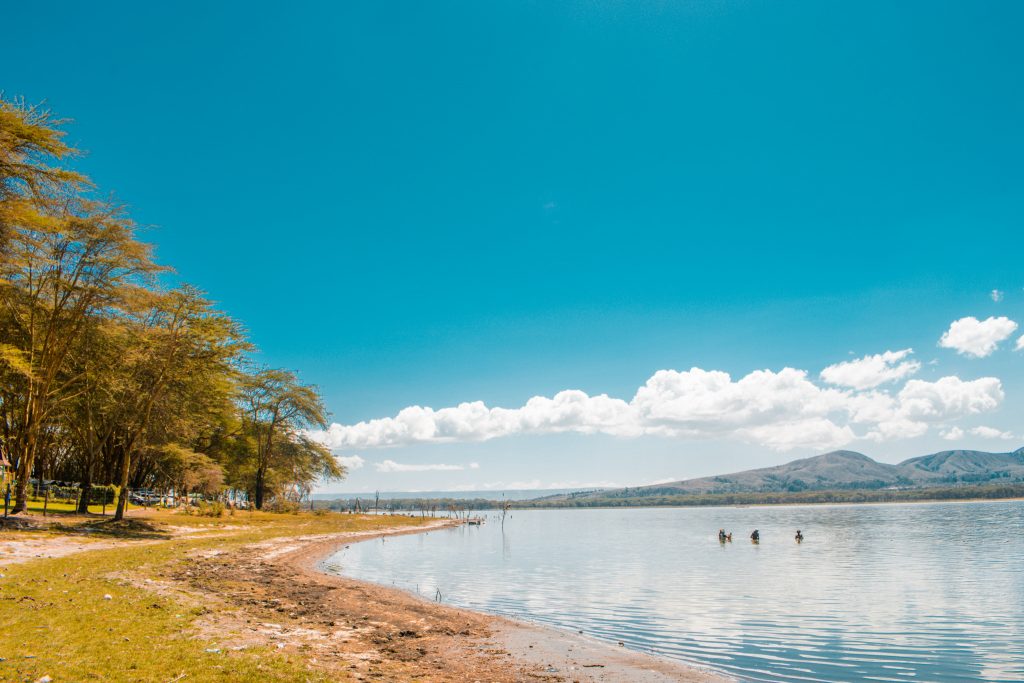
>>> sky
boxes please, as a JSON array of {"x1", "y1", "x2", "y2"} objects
[{"x1": 5, "y1": 1, "x2": 1023, "y2": 493}]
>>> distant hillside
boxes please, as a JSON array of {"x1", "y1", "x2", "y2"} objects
[
  {"x1": 898, "y1": 449, "x2": 1024, "y2": 484},
  {"x1": 560, "y1": 447, "x2": 1024, "y2": 501}
]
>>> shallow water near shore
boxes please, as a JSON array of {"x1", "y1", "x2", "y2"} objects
[{"x1": 323, "y1": 502, "x2": 1024, "y2": 682}]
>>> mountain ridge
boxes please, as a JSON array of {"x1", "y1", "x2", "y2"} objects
[{"x1": 577, "y1": 447, "x2": 1024, "y2": 499}]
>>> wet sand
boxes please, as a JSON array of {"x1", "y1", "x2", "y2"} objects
[{"x1": 263, "y1": 520, "x2": 729, "y2": 681}]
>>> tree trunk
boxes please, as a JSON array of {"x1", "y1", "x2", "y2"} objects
[
  {"x1": 254, "y1": 467, "x2": 265, "y2": 510},
  {"x1": 77, "y1": 467, "x2": 92, "y2": 514},
  {"x1": 13, "y1": 464, "x2": 29, "y2": 513},
  {"x1": 113, "y1": 451, "x2": 131, "y2": 521}
]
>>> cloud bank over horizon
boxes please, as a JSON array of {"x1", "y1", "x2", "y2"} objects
[{"x1": 311, "y1": 348, "x2": 1006, "y2": 454}]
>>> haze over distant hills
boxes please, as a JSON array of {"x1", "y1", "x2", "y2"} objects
[
  {"x1": 313, "y1": 488, "x2": 584, "y2": 502},
  {"x1": 564, "y1": 448, "x2": 1024, "y2": 501}
]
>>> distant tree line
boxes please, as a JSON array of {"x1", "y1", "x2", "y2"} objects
[
  {"x1": 509, "y1": 482, "x2": 1024, "y2": 508},
  {"x1": 0, "y1": 96, "x2": 344, "y2": 517},
  {"x1": 320, "y1": 482, "x2": 1024, "y2": 512}
]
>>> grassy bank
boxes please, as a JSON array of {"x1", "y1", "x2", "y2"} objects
[{"x1": 0, "y1": 510, "x2": 428, "y2": 682}]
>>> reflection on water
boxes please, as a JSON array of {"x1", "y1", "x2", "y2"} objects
[{"x1": 323, "y1": 502, "x2": 1024, "y2": 682}]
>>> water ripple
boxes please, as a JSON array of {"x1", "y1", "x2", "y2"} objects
[{"x1": 324, "y1": 502, "x2": 1024, "y2": 682}]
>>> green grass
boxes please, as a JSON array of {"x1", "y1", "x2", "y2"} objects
[
  {"x1": 0, "y1": 511, "x2": 427, "y2": 682},
  {"x1": 10, "y1": 497, "x2": 136, "y2": 516}
]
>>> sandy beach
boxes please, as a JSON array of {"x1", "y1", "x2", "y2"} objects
[{"x1": 172, "y1": 519, "x2": 728, "y2": 681}]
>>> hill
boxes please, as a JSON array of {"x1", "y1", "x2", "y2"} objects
[
  {"x1": 556, "y1": 447, "x2": 1024, "y2": 502},
  {"x1": 898, "y1": 448, "x2": 1024, "y2": 484}
]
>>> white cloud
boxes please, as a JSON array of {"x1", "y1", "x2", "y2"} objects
[
  {"x1": 309, "y1": 364, "x2": 1005, "y2": 453},
  {"x1": 969, "y1": 425, "x2": 1016, "y2": 440},
  {"x1": 336, "y1": 454, "x2": 365, "y2": 471},
  {"x1": 374, "y1": 459, "x2": 465, "y2": 473},
  {"x1": 939, "y1": 316, "x2": 1018, "y2": 357},
  {"x1": 820, "y1": 349, "x2": 921, "y2": 390},
  {"x1": 1016, "y1": 335, "x2": 1024, "y2": 352},
  {"x1": 469, "y1": 462, "x2": 480, "y2": 469},
  {"x1": 941, "y1": 426, "x2": 965, "y2": 441},
  {"x1": 896, "y1": 376, "x2": 1004, "y2": 422},
  {"x1": 991, "y1": 289, "x2": 1004, "y2": 302}
]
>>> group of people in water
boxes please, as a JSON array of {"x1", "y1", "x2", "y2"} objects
[{"x1": 718, "y1": 528, "x2": 804, "y2": 544}]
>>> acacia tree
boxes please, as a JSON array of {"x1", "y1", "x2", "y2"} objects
[
  {"x1": 0, "y1": 98, "x2": 85, "y2": 244},
  {"x1": 107, "y1": 286, "x2": 245, "y2": 520},
  {"x1": 275, "y1": 434, "x2": 344, "y2": 504},
  {"x1": 240, "y1": 369, "x2": 339, "y2": 509},
  {"x1": 1, "y1": 203, "x2": 156, "y2": 513},
  {"x1": 2, "y1": 96, "x2": 344, "y2": 515}
]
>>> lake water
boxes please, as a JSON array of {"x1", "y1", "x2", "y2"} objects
[{"x1": 322, "y1": 502, "x2": 1024, "y2": 682}]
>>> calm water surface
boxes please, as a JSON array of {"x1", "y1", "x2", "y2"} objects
[{"x1": 323, "y1": 502, "x2": 1024, "y2": 682}]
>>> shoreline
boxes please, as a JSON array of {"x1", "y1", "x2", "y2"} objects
[
  {"x1": 287, "y1": 519, "x2": 729, "y2": 682},
  {"x1": 339, "y1": 495, "x2": 1024, "y2": 513},
  {"x1": 2, "y1": 511, "x2": 728, "y2": 680}
]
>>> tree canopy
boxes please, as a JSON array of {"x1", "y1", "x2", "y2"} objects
[{"x1": 0, "y1": 96, "x2": 345, "y2": 514}]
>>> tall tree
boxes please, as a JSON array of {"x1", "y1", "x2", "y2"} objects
[
  {"x1": 107, "y1": 286, "x2": 245, "y2": 520},
  {"x1": 240, "y1": 369, "x2": 335, "y2": 509},
  {"x1": 1, "y1": 202, "x2": 156, "y2": 512}
]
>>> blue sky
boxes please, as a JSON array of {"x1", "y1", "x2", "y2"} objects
[{"x1": 6, "y1": 1, "x2": 1023, "y2": 492}]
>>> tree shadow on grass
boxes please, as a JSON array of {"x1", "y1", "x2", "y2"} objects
[{"x1": 58, "y1": 518, "x2": 170, "y2": 540}]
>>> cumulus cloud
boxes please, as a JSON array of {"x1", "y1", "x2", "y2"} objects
[
  {"x1": 969, "y1": 425, "x2": 1016, "y2": 440},
  {"x1": 820, "y1": 349, "x2": 921, "y2": 390},
  {"x1": 336, "y1": 455, "x2": 365, "y2": 471},
  {"x1": 375, "y1": 460, "x2": 465, "y2": 473},
  {"x1": 309, "y1": 364, "x2": 1005, "y2": 453},
  {"x1": 1016, "y1": 336, "x2": 1024, "y2": 352},
  {"x1": 939, "y1": 316, "x2": 1018, "y2": 357},
  {"x1": 941, "y1": 426, "x2": 965, "y2": 441},
  {"x1": 991, "y1": 289, "x2": 1004, "y2": 302},
  {"x1": 896, "y1": 376, "x2": 1003, "y2": 421}
]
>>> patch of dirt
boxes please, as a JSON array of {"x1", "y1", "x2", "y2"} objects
[
  {"x1": 0, "y1": 535, "x2": 125, "y2": 566},
  {"x1": 163, "y1": 523, "x2": 521, "y2": 681}
]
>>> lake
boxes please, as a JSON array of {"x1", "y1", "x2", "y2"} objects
[{"x1": 322, "y1": 502, "x2": 1024, "y2": 682}]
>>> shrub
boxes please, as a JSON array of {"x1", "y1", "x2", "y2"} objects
[
  {"x1": 196, "y1": 500, "x2": 224, "y2": 517},
  {"x1": 266, "y1": 500, "x2": 300, "y2": 514}
]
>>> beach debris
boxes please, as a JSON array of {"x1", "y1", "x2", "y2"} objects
[
  {"x1": 204, "y1": 648, "x2": 221, "y2": 654},
  {"x1": 34, "y1": 676, "x2": 52, "y2": 683},
  {"x1": 103, "y1": 593, "x2": 113, "y2": 600}
]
